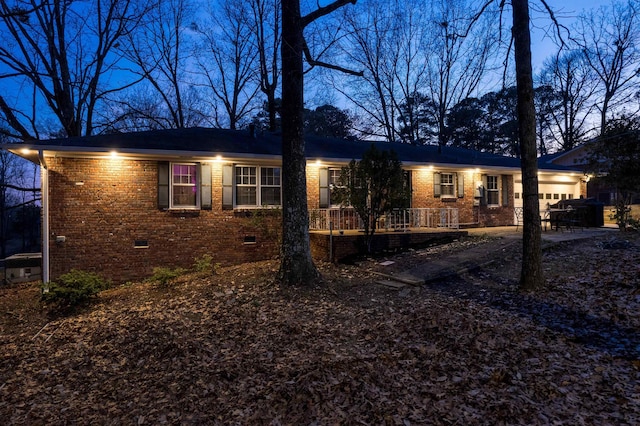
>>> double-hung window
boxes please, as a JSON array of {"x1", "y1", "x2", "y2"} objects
[
  {"x1": 260, "y1": 167, "x2": 282, "y2": 206},
  {"x1": 329, "y1": 168, "x2": 345, "y2": 206},
  {"x1": 434, "y1": 172, "x2": 463, "y2": 198},
  {"x1": 486, "y1": 175, "x2": 500, "y2": 205},
  {"x1": 234, "y1": 165, "x2": 281, "y2": 207},
  {"x1": 440, "y1": 173, "x2": 455, "y2": 197},
  {"x1": 171, "y1": 163, "x2": 199, "y2": 208},
  {"x1": 235, "y1": 166, "x2": 257, "y2": 205}
]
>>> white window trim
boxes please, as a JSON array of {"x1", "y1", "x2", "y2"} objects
[
  {"x1": 170, "y1": 162, "x2": 200, "y2": 210},
  {"x1": 440, "y1": 172, "x2": 456, "y2": 199},
  {"x1": 234, "y1": 165, "x2": 282, "y2": 208},
  {"x1": 486, "y1": 175, "x2": 500, "y2": 207},
  {"x1": 329, "y1": 168, "x2": 347, "y2": 207}
]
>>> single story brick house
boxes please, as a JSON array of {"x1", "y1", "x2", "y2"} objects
[{"x1": 4, "y1": 127, "x2": 586, "y2": 283}]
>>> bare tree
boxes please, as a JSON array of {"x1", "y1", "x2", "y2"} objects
[
  {"x1": 574, "y1": 0, "x2": 640, "y2": 135},
  {"x1": 0, "y1": 0, "x2": 146, "y2": 138},
  {"x1": 107, "y1": 0, "x2": 215, "y2": 131},
  {"x1": 101, "y1": 85, "x2": 210, "y2": 132},
  {"x1": 337, "y1": 0, "x2": 497, "y2": 145},
  {"x1": 250, "y1": 0, "x2": 281, "y2": 132},
  {"x1": 194, "y1": 0, "x2": 260, "y2": 130},
  {"x1": 279, "y1": 0, "x2": 359, "y2": 286},
  {"x1": 424, "y1": 0, "x2": 499, "y2": 150},
  {"x1": 337, "y1": 0, "x2": 428, "y2": 142},
  {"x1": 510, "y1": 0, "x2": 544, "y2": 290},
  {"x1": 538, "y1": 50, "x2": 597, "y2": 151},
  {"x1": 0, "y1": 144, "x2": 39, "y2": 258}
]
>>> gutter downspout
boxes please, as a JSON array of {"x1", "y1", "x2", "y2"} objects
[{"x1": 39, "y1": 150, "x2": 49, "y2": 286}]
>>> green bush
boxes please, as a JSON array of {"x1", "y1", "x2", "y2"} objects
[
  {"x1": 148, "y1": 266, "x2": 186, "y2": 287},
  {"x1": 193, "y1": 254, "x2": 220, "y2": 275},
  {"x1": 194, "y1": 254, "x2": 212, "y2": 272},
  {"x1": 42, "y1": 270, "x2": 109, "y2": 309}
]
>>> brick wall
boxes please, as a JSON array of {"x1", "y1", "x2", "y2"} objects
[
  {"x1": 46, "y1": 158, "x2": 517, "y2": 283},
  {"x1": 47, "y1": 158, "x2": 281, "y2": 283},
  {"x1": 411, "y1": 169, "x2": 515, "y2": 227}
]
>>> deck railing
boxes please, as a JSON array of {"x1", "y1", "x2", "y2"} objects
[{"x1": 309, "y1": 208, "x2": 459, "y2": 231}]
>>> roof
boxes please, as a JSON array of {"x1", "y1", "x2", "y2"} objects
[{"x1": 3, "y1": 127, "x2": 581, "y2": 172}]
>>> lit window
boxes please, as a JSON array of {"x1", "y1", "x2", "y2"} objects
[
  {"x1": 171, "y1": 163, "x2": 198, "y2": 208},
  {"x1": 441, "y1": 173, "x2": 455, "y2": 197}
]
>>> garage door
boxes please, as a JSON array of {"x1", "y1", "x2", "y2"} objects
[{"x1": 514, "y1": 181, "x2": 580, "y2": 210}]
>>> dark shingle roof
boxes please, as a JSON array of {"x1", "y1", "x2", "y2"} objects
[{"x1": 8, "y1": 127, "x2": 581, "y2": 172}]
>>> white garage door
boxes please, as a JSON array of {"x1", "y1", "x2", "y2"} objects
[{"x1": 514, "y1": 181, "x2": 581, "y2": 210}]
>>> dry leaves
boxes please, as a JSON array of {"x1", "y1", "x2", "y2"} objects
[{"x1": 1, "y1": 233, "x2": 639, "y2": 425}]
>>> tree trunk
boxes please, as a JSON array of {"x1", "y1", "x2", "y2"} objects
[
  {"x1": 267, "y1": 93, "x2": 278, "y2": 132},
  {"x1": 512, "y1": 0, "x2": 544, "y2": 290},
  {"x1": 278, "y1": 0, "x2": 319, "y2": 286}
]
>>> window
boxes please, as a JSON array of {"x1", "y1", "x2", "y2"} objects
[
  {"x1": 234, "y1": 165, "x2": 281, "y2": 207},
  {"x1": 329, "y1": 168, "x2": 345, "y2": 206},
  {"x1": 434, "y1": 172, "x2": 463, "y2": 198},
  {"x1": 486, "y1": 175, "x2": 499, "y2": 205},
  {"x1": 159, "y1": 162, "x2": 211, "y2": 211},
  {"x1": 260, "y1": 167, "x2": 281, "y2": 205},
  {"x1": 440, "y1": 173, "x2": 455, "y2": 197},
  {"x1": 171, "y1": 163, "x2": 199, "y2": 208},
  {"x1": 236, "y1": 166, "x2": 257, "y2": 205}
]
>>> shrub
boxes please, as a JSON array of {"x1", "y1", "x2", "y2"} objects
[
  {"x1": 42, "y1": 270, "x2": 109, "y2": 310},
  {"x1": 194, "y1": 254, "x2": 211, "y2": 272},
  {"x1": 148, "y1": 266, "x2": 186, "y2": 287},
  {"x1": 193, "y1": 254, "x2": 221, "y2": 275}
]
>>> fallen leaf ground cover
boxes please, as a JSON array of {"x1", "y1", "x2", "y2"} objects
[{"x1": 1, "y1": 232, "x2": 639, "y2": 425}]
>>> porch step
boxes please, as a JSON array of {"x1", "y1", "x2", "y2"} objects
[
  {"x1": 389, "y1": 273, "x2": 425, "y2": 286},
  {"x1": 373, "y1": 272, "x2": 424, "y2": 286},
  {"x1": 375, "y1": 279, "x2": 408, "y2": 289}
]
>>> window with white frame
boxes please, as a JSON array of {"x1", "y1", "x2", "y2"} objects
[
  {"x1": 235, "y1": 165, "x2": 281, "y2": 207},
  {"x1": 260, "y1": 167, "x2": 282, "y2": 205},
  {"x1": 440, "y1": 173, "x2": 455, "y2": 197},
  {"x1": 329, "y1": 168, "x2": 345, "y2": 206},
  {"x1": 171, "y1": 163, "x2": 199, "y2": 208},
  {"x1": 486, "y1": 175, "x2": 499, "y2": 205}
]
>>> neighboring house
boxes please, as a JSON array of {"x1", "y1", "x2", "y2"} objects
[
  {"x1": 541, "y1": 143, "x2": 639, "y2": 205},
  {"x1": 3, "y1": 127, "x2": 585, "y2": 283}
]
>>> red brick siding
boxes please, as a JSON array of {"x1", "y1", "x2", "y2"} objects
[
  {"x1": 306, "y1": 164, "x2": 320, "y2": 208},
  {"x1": 47, "y1": 158, "x2": 281, "y2": 283},
  {"x1": 411, "y1": 169, "x2": 515, "y2": 227},
  {"x1": 46, "y1": 158, "x2": 517, "y2": 283}
]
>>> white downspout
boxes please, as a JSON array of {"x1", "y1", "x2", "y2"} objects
[{"x1": 39, "y1": 150, "x2": 49, "y2": 285}]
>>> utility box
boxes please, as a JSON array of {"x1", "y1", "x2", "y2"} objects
[{"x1": 1, "y1": 253, "x2": 42, "y2": 285}]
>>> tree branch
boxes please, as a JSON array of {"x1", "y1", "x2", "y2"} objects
[
  {"x1": 302, "y1": 39, "x2": 363, "y2": 76},
  {"x1": 301, "y1": 0, "x2": 356, "y2": 28},
  {"x1": 0, "y1": 95, "x2": 33, "y2": 140},
  {"x1": 0, "y1": 183, "x2": 41, "y2": 192},
  {"x1": 5, "y1": 198, "x2": 42, "y2": 211}
]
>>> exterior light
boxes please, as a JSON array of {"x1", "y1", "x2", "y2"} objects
[
  {"x1": 21, "y1": 148, "x2": 32, "y2": 155},
  {"x1": 215, "y1": 155, "x2": 222, "y2": 162},
  {"x1": 109, "y1": 151, "x2": 118, "y2": 158}
]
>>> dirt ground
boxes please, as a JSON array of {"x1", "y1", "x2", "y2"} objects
[{"x1": 1, "y1": 232, "x2": 639, "y2": 425}]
